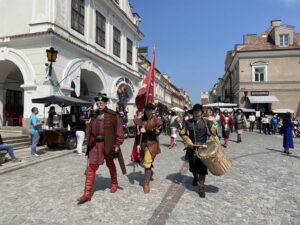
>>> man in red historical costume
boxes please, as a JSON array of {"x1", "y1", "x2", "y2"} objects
[{"x1": 77, "y1": 93, "x2": 125, "y2": 204}]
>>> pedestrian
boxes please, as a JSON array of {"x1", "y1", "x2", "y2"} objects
[
  {"x1": 77, "y1": 93, "x2": 125, "y2": 204},
  {"x1": 0, "y1": 133, "x2": 21, "y2": 162},
  {"x1": 261, "y1": 114, "x2": 270, "y2": 135},
  {"x1": 74, "y1": 107, "x2": 86, "y2": 155},
  {"x1": 29, "y1": 107, "x2": 43, "y2": 157},
  {"x1": 133, "y1": 103, "x2": 162, "y2": 193},
  {"x1": 283, "y1": 113, "x2": 294, "y2": 154},
  {"x1": 213, "y1": 107, "x2": 221, "y2": 139},
  {"x1": 220, "y1": 110, "x2": 234, "y2": 148},
  {"x1": 179, "y1": 104, "x2": 217, "y2": 198},
  {"x1": 169, "y1": 111, "x2": 180, "y2": 149},
  {"x1": 271, "y1": 114, "x2": 278, "y2": 134},
  {"x1": 248, "y1": 112, "x2": 255, "y2": 132},
  {"x1": 234, "y1": 109, "x2": 246, "y2": 143}
]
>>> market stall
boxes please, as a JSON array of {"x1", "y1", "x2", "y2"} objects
[{"x1": 32, "y1": 95, "x2": 92, "y2": 149}]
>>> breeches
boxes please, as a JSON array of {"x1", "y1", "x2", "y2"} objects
[
  {"x1": 141, "y1": 146, "x2": 153, "y2": 169},
  {"x1": 89, "y1": 157, "x2": 115, "y2": 172}
]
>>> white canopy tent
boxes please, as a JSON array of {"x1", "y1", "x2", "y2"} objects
[
  {"x1": 170, "y1": 107, "x2": 185, "y2": 113},
  {"x1": 203, "y1": 102, "x2": 237, "y2": 108},
  {"x1": 272, "y1": 108, "x2": 294, "y2": 114}
]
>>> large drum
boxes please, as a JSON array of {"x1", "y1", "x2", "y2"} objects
[{"x1": 195, "y1": 140, "x2": 232, "y2": 176}]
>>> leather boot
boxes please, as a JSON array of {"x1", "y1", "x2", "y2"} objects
[
  {"x1": 192, "y1": 173, "x2": 198, "y2": 186},
  {"x1": 77, "y1": 167, "x2": 96, "y2": 204},
  {"x1": 108, "y1": 161, "x2": 118, "y2": 193},
  {"x1": 144, "y1": 168, "x2": 151, "y2": 193},
  {"x1": 198, "y1": 175, "x2": 206, "y2": 198}
]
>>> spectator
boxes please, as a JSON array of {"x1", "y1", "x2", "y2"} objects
[
  {"x1": 261, "y1": 114, "x2": 270, "y2": 135},
  {"x1": 29, "y1": 107, "x2": 43, "y2": 157},
  {"x1": 248, "y1": 113, "x2": 256, "y2": 132},
  {"x1": 271, "y1": 114, "x2": 279, "y2": 134},
  {"x1": 75, "y1": 108, "x2": 86, "y2": 155},
  {"x1": 283, "y1": 113, "x2": 294, "y2": 154},
  {"x1": 0, "y1": 134, "x2": 21, "y2": 162}
]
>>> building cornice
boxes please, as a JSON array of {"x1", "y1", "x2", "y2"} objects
[{"x1": 0, "y1": 28, "x2": 141, "y2": 81}]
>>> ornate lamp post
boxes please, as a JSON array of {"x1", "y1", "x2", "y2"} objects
[{"x1": 46, "y1": 47, "x2": 58, "y2": 77}]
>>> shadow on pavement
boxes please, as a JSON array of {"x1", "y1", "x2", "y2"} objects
[
  {"x1": 166, "y1": 172, "x2": 219, "y2": 193},
  {"x1": 265, "y1": 148, "x2": 300, "y2": 159},
  {"x1": 93, "y1": 175, "x2": 113, "y2": 193},
  {"x1": 126, "y1": 171, "x2": 144, "y2": 186},
  {"x1": 231, "y1": 151, "x2": 272, "y2": 160}
]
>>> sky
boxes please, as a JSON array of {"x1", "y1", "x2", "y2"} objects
[{"x1": 130, "y1": 0, "x2": 300, "y2": 104}]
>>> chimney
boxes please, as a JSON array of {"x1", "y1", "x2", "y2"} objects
[
  {"x1": 243, "y1": 34, "x2": 257, "y2": 44},
  {"x1": 271, "y1": 19, "x2": 281, "y2": 27}
]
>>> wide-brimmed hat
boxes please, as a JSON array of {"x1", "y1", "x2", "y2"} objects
[
  {"x1": 235, "y1": 108, "x2": 243, "y2": 113},
  {"x1": 94, "y1": 93, "x2": 109, "y2": 102},
  {"x1": 144, "y1": 103, "x2": 156, "y2": 110},
  {"x1": 192, "y1": 104, "x2": 203, "y2": 112}
]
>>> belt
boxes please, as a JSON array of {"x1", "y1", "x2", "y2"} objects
[{"x1": 95, "y1": 136, "x2": 104, "y2": 142}]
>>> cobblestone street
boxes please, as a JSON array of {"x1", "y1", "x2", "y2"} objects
[{"x1": 0, "y1": 133, "x2": 300, "y2": 225}]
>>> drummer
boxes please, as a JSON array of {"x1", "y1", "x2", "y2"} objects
[{"x1": 179, "y1": 104, "x2": 216, "y2": 198}]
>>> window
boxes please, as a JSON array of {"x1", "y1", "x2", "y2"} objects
[
  {"x1": 96, "y1": 11, "x2": 106, "y2": 48},
  {"x1": 113, "y1": 26, "x2": 121, "y2": 57},
  {"x1": 127, "y1": 38, "x2": 133, "y2": 65},
  {"x1": 279, "y1": 34, "x2": 289, "y2": 46},
  {"x1": 71, "y1": 0, "x2": 85, "y2": 35},
  {"x1": 254, "y1": 67, "x2": 265, "y2": 82}
]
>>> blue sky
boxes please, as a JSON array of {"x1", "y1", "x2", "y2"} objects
[{"x1": 130, "y1": 0, "x2": 300, "y2": 104}]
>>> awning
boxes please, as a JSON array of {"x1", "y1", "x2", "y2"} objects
[
  {"x1": 32, "y1": 95, "x2": 93, "y2": 107},
  {"x1": 272, "y1": 108, "x2": 294, "y2": 114},
  {"x1": 234, "y1": 108, "x2": 256, "y2": 113},
  {"x1": 247, "y1": 96, "x2": 279, "y2": 104}
]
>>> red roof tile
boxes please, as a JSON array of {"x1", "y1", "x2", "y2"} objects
[{"x1": 238, "y1": 27, "x2": 300, "y2": 52}]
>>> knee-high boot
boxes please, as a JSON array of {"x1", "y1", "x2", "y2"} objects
[
  {"x1": 192, "y1": 173, "x2": 198, "y2": 186},
  {"x1": 107, "y1": 159, "x2": 118, "y2": 193},
  {"x1": 77, "y1": 166, "x2": 96, "y2": 204},
  {"x1": 144, "y1": 168, "x2": 152, "y2": 193},
  {"x1": 198, "y1": 175, "x2": 206, "y2": 198}
]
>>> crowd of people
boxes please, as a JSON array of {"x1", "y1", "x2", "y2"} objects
[{"x1": 0, "y1": 94, "x2": 297, "y2": 201}]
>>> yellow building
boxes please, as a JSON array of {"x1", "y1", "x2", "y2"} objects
[{"x1": 222, "y1": 20, "x2": 300, "y2": 116}]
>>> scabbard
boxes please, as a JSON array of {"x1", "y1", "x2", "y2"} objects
[{"x1": 117, "y1": 150, "x2": 127, "y2": 175}]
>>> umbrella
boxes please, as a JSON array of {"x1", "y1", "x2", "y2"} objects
[{"x1": 32, "y1": 95, "x2": 92, "y2": 107}]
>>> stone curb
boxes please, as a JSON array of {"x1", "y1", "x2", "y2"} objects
[{"x1": 0, "y1": 151, "x2": 73, "y2": 175}]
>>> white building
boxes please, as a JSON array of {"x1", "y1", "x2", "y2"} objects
[{"x1": 0, "y1": 0, "x2": 143, "y2": 131}]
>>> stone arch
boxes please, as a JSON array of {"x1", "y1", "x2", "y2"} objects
[
  {"x1": 111, "y1": 76, "x2": 135, "y2": 104},
  {"x1": 62, "y1": 58, "x2": 108, "y2": 97},
  {"x1": 0, "y1": 47, "x2": 36, "y2": 126},
  {"x1": 0, "y1": 47, "x2": 35, "y2": 86}
]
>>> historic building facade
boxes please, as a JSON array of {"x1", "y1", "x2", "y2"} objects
[
  {"x1": 220, "y1": 20, "x2": 300, "y2": 115},
  {"x1": 0, "y1": 0, "x2": 143, "y2": 129}
]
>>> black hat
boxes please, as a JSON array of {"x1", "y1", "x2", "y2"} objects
[
  {"x1": 235, "y1": 108, "x2": 243, "y2": 113},
  {"x1": 144, "y1": 103, "x2": 156, "y2": 110},
  {"x1": 192, "y1": 104, "x2": 203, "y2": 112},
  {"x1": 94, "y1": 93, "x2": 109, "y2": 102}
]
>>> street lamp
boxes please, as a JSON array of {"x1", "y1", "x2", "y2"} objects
[{"x1": 46, "y1": 47, "x2": 58, "y2": 77}]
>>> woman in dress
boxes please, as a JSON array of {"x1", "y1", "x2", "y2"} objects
[{"x1": 283, "y1": 112, "x2": 294, "y2": 154}]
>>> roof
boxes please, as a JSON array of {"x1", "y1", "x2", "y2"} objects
[{"x1": 238, "y1": 27, "x2": 300, "y2": 52}]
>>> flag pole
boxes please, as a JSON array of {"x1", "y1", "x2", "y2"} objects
[{"x1": 138, "y1": 45, "x2": 156, "y2": 153}]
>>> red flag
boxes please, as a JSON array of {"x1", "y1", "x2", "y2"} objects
[{"x1": 135, "y1": 53, "x2": 155, "y2": 110}]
